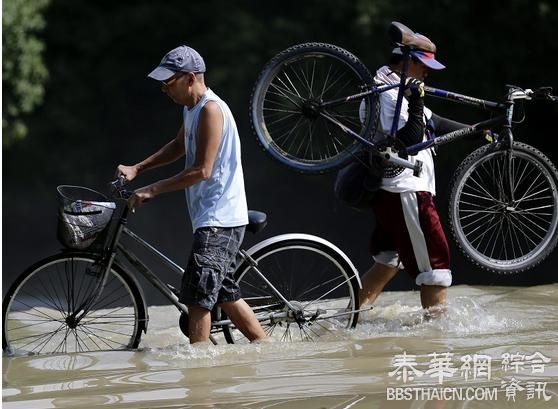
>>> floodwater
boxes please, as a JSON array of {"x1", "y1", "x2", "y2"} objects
[{"x1": 3, "y1": 284, "x2": 558, "y2": 409}]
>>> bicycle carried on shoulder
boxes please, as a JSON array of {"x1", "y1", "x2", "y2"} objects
[
  {"x1": 2, "y1": 179, "x2": 362, "y2": 355},
  {"x1": 249, "y1": 21, "x2": 558, "y2": 274}
]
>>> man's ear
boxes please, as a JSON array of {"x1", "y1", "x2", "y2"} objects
[{"x1": 188, "y1": 73, "x2": 196, "y2": 85}]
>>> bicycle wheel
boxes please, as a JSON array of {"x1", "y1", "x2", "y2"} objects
[
  {"x1": 3, "y1": 252, "x2": 147, "y2": 355},
  {"x1": 222, "y1": 235, "x2": 360, "y2": 343},
  {"x1": 449, "y1": 142, "x2": 558, "y2": 273},
  {"x1": 250, "y1": 42, "x2": 379, "y2": 174}
]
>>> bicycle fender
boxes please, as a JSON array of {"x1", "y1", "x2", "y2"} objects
[{"x1": 243, "y1": 233, "x2": 362, "y2": 288}]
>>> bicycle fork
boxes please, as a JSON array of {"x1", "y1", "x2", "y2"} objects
[{"x1": 67, "y1": 251, "x2": 118, "y2": 328}]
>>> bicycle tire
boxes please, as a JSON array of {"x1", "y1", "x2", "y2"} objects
[
  {"x1": 449, "y1": 142, "x2": 558, "y2": 274},
  {"x1": 250, "y1": 42, "x2": 379, "y2": 174},
  {"x1": 3, "y1": 252, "x2": 147, "y2": 355},
  {"x1": 222, "y1": 235, "x2": 360, "y2": 343}
]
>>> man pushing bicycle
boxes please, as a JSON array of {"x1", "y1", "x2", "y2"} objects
[{"x1": 116, "y1": 45, "x2": 268, "y2": 344}]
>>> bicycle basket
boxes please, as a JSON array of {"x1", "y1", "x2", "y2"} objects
[{"x1": 57, "y1": 185, "x2": 116, "y2": 250}]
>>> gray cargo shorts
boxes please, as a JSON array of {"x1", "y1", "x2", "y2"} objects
[{"x1": 179, "y1": 225, "x2": 245, "y2": 310}]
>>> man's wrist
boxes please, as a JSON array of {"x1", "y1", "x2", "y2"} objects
[{"x1": 150, "y1": 181, "x2": 167, "y2": 197}]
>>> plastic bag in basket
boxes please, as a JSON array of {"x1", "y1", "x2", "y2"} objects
[{"x1": 59, "y1": 200, "x2": 116, "y2": 249}]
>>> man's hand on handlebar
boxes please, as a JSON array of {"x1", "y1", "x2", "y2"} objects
[
  {"x1": 114, "y1": 164, "x2": 152, "y2": 211},
  {"x1": 116, "y1": 164, "x2": 139, "y2": 183},
  {"x1": 110, "y1": 174, "x2": 153, "y2": 212},
  {"x1": 405, "y1": 78, "x2": 425, "y2": 99},
  {"x1": 128, "y1": 186, "x2": 155, "y2": 210},
  {"x1": 110, "y1": 179, "x2": 154, "y2": 211}
]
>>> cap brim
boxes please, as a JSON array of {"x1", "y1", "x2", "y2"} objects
[
  {"x1": 412, "y1": 52, "x2": 445, "y2": 70},
  {"x1": 147, "y1": 66, "x2": 176, "y2": 81},
  {"x1": 419, "y1": 57, "x2": 445, "y2": 70},
  {"x1": 393, "y1": 48, "x2": 446, "y2": 70}
]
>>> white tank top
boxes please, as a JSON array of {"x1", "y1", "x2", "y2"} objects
[{"x1": 183, "y1": 89, "x2": 248, "y2": 231}]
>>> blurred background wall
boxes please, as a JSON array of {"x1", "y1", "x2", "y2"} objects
[{"x1": 3, "y1": 0, "x2": 558, "y2": 303}]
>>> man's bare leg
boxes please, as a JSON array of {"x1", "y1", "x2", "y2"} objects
[
  {"x1": 420, "y1": 285, "x2": 447, "y2": 319},
  {"x1": 359, "y1": 263, "x2": 399, "y2": 307},
  {"x1": 187, "y1": 305, "x2": 212, "y2": 343},
  {"x1": 220, "y1": 299, "x2": 268, "y2": 342}
]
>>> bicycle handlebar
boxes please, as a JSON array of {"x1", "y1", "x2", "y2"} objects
[
  {"x1": 109, "y1": 176, "x2": 133, "y2": 200},
  {"x1": 109, "y1": 177, "x2": 151, "y2": 212},
  {"x1": 528, "y1": 86, "x2": 558, "y2": 102}
]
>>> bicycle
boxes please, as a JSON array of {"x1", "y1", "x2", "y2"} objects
[
  {"x1": 2, "y1": 179, "x2": 363, "y2": 355},
  {"x1": 249, "y1": 21, "x2": 558, "y2": 275}
]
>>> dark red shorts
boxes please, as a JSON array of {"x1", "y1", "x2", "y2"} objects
[{"x1": 370, "y1": 190, "x2": 450, "y2": 278}]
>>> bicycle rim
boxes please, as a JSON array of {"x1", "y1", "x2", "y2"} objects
[
  {"x1": 251, "y1": 43, "x2": 377, "y2": 173},
  {"x1": 224, "y1": 239, "x2": 359, "y2": 343},
  {"x1": 3, "y1": 254, "x2": 146, "y2": 355},
  {"x1": 451, "y1": 144, "x2": 558, "y2": 273}
]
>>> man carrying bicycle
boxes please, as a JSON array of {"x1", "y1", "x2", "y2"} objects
[
  {"x1": 116, "y1": 45, "x2": 268, "y2": 344},
  {"x1": 358, "y1": 33, "x2": 465, "y2": 317}
]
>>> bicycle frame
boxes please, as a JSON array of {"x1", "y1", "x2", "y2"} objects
[
  {"x1": 86, "y1": 200, "x2": 330, "y2": 344},
  {"x1": 117, "y1": 227, "x2": 188, "y2": 315},
  {"x1": 114, "y1": 228, "x2": 356, "y2": 326},
  {"x1": 320, "y1": 47, "x2": 516, "y2": 174}
]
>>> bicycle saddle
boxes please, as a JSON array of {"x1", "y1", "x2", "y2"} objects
[
  {"x1": 388, "y1": 21, "x2": 436, "y2": 53},
  {"x1": 247, "y1": 210, "x2": 267, "y2": 234}
]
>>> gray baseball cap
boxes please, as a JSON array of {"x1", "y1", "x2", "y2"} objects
[{"x1": 148, "y1": 45, "x2": 206, "y2": 81}]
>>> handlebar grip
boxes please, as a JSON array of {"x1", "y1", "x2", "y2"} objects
[
  {"x1": 114, "y1": 175, "x2": 128, "y2": 188},
  {"x1": 109, "y1": 178, "x2": 133, "y2": 200}
]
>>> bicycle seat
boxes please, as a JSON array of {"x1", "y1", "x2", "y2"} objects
[
  {"x1": 388, "y1": 21, "x2": 436, "y2": 53},
  {"x1": 247, "y1": 210, "x2": 267, "y2": 234}
]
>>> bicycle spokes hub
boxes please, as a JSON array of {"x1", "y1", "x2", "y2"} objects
[
  {"x1": 65, "y1": 314, "x2": 79, "y2": 329},
  {"x1": 301, "y1": 100, "x2": 321, "y2": 120},
  {"x1": 285, "y1": 301, "x2": 310, "y2": 324}
]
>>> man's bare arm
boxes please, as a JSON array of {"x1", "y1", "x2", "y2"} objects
[
  {"x1": 117, "y1": 125, "x2": 186, "y2": 181},
  {"x1": 129, "y1": 101, "x2": 223, "y2": 206}
]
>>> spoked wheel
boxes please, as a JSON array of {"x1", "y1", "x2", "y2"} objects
[
  {"x1": 449, "y1": 142, "x2": 558, "y2": 273},
  {"x1": 3, "y1": 253, "x2": 147, "y2": 355},
  {"x1": 223, "y1": 236, "x2": 360, "y2": 343},
  {"x1": 250, "y1": 42, "x2": 379, "y2": 174}
]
